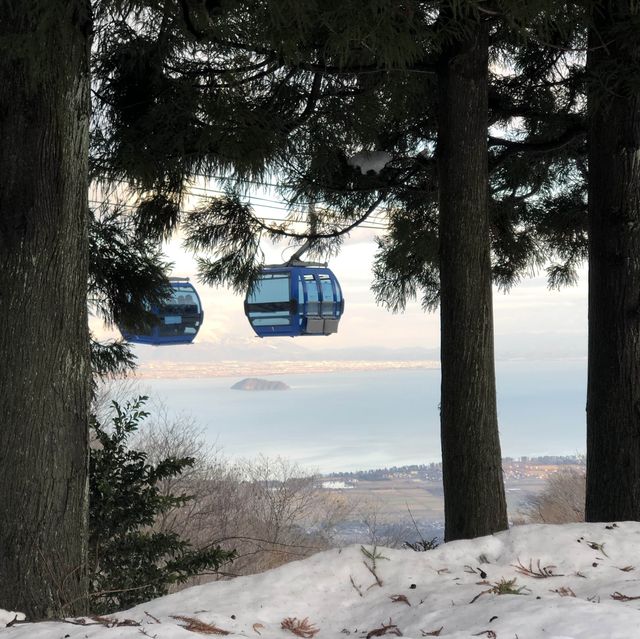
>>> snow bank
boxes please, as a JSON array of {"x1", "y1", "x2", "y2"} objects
[{"x1": 3, "y1": 523, "x2": 640, "y2": 638}]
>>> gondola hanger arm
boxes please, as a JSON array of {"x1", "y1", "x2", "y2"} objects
[{"x1": 284, "y1": 239, "x2": 326, "y2": 267}]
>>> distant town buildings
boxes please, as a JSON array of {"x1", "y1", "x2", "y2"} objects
[{"x1": 322, "y1": 456, "x2": 585, "y2": 487}]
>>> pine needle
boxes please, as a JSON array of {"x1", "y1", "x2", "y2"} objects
[{"x1": 171, "y1": 615, "x2": 230, "y2": 635}]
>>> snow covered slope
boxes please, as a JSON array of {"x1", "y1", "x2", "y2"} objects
[{"x1": 3, "y1": 523, "x2": 640, "y2": 638}]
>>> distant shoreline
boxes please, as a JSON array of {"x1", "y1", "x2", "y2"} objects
[{"x1": 134, "y1": 359, "x2": 440, "y2": 380}]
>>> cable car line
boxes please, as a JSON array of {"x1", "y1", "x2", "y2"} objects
[
  {"x1": 92, "y1": 173, "x2": 389, "y2": 212},
  {"x1": 88, "y1": 198, "x2": 390, "y2": 231}
]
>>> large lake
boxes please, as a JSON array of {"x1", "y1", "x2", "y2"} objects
[{"x1": 139, "y1": 358, "x2": 586, "y2": 473}]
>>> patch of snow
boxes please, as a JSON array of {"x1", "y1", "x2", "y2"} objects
[
  {"x1": 3, "y1": 523, "x2": 640, "y2": 638},
  {"x1": 347, "y1": 151, "x2": 392, "y2": 175},
  {"x1": 321, "y1": 481, "x2": 353, "y2": 490},
  {"x1": 0, "y1": 613, "x2": 23, "y2": 628}
]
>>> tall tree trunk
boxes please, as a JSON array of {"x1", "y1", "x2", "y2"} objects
[
  {"x1": 585, "y1": 0, "x2": 640, "y2": 521},
  {"x1": 0, "y1": 1, "x2": 91, "y2": 618},
  {"x1": 437, "y1": 18, "x2": 508, "y2": 541}
]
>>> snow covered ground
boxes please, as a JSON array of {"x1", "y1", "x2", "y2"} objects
[{"x1": 3, "y1": 523, "x2": 640, "y2": 638}]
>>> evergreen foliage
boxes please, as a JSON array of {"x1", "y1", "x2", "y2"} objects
[
  {"x1": 87, "y1": 203, "x2": 175, "y2": 379},
  {"x1": 90, "y1": 1, "x2": 584, "y2": 288},
  {"x1": 89, "y1": 204, "x2": 172, "y2": 330},
  {"x1": 98, "y1": 1, "x2": 586, "y2": 306},
  {"x1": 89, "y1": 397, "x2": 235, "y2": 613},
  {"x1": 90, "y1": 338, "x2": 137, "y2": 381},
  {"x1": 86, "y1": 0, "x2": 640, "y2": 546},
  {"x1": 88, "y1": 1, "x2": 592, "y2": 542}
]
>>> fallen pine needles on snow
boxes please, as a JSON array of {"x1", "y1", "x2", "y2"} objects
[
  {"x1": 170, "y1": 615, "x2": 230, "y2": 635},
  {"x1": 512, "y1": 559, "x2": 562, "y2": 578},
  {"x1": 92, "y1": 616, "x2": 140, "y2": 627},
  {"x1": 389, "y1": 594, "x2": 411, "y2": 606},
  {"x1": 366, "y1": 619, "x2": 402, "y2": 637},
  {"x1": 610, "y1": 592, "x2": 640, "y2": 602},
  {"x1": 280, "y1": 616, "x2": 320, "y2": 637}
]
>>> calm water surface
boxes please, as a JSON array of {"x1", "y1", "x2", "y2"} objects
[{"x1": 141, "y1": 359, "x2": 586, "y2": 473}]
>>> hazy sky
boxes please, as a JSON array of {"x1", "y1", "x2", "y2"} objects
[{"x1": 92, "y1": 221, "x2": 588, "y2": 364}]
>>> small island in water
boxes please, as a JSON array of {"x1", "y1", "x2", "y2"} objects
[{"x1": 231, "y1": 377, "x2": 290, "y2": 391}]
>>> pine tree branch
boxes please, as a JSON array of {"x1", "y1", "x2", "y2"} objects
[
  {"x1": 202, "y1": 535, "x2": 323, "y2": 551},
  {"x1": 62, "y1": 580, "x2": 170, "y2": 613},
  {"x1": 174, "y1": 13, "x2": 436, "y2": 77},
  {"x1": 293, "y1": 60, "x2": 437, "y2": 75},
  {"x1": 489, "y1": 125, "x2": 585, "y2": 165},
  {"x1": 211, "y1": 62, "x2": 285, "y2": 88},
  {"x1": 163, "y1": 55, "x2": 281, "y2": 86},
  {"x1": 297, "y1": 72, "x2": 322, "y2": 122},
  {"x1": 488, "y1": 97, "x2": 586, "y2": 123}
]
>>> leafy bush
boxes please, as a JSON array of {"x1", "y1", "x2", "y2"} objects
[{"x1": 89, "y1": 397, "x2": 235, "y2": 613}]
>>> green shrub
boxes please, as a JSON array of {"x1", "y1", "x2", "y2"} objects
[{"x1": 89, "y1": 396, "x2": 235, "y2": 613}]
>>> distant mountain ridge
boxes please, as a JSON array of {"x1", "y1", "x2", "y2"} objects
[
  {"x1": 127, "y1": 334, "x2": 441, "y2": 363},
  {"x1": 231, "y1": 378, "x2": 290, "y2": 391}
]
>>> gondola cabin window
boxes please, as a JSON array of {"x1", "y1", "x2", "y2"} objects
[{"x1": 246, "y1": 273, "x2": 292, "y2": 326}]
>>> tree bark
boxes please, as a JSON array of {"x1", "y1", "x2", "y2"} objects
[
  {"x1": 437, "y1": 19, "x2": 508, "y2": 541},
  {"x1": 585, "y1": 0, "x2": 640, "y2": 521},
  {"x1": 0, "y1": 1, "x2": 91, "y2": 618}
]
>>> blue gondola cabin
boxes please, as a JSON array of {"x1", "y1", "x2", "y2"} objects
[
  {"x1": 244, "y1": 266, "x2": 344, "y2": 337},
  {"x1": 119, "y1": 279, "x2": 204, "y2": 346}
]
